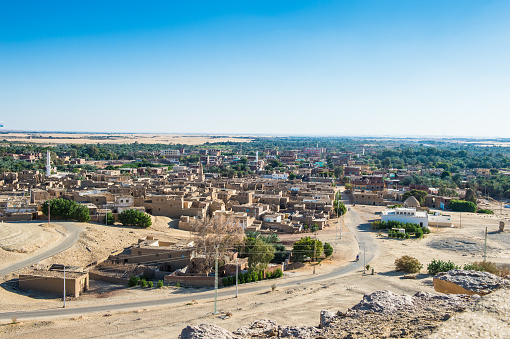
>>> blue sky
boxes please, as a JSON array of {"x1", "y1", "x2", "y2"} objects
[{"x1": 1, "y1": 1, "x2": 509, "y2": 137}]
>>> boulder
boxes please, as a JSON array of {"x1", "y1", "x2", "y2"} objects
[
  {"x1": 433, "y1": 270, "x2": 508, "y2": 296},
  {"x1": 234, "y1": 319, "x2": 278, "y2": 336},
  {"x1": 351, "y1": 290, "x2": 415, "y2": 313},
  {"x1": 319, "y1": 310, "x2": 335, "y2": 328},
  {"x1": 279, "y1": 325, "x2": 322, "y2": 338},
  {"x1": 500, "y1": 221, "x2": 505, "y2": 232},
  {"x1": 179, "y1": 324, "x2": 239, "y2": 339}
]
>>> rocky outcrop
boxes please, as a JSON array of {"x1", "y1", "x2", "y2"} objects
[
  {"x1": 179, "y1": 324, "x2": 239, "y2": 339},
  {"x1": 319, "y1": 310, "x2": 335, "y2": 329},
  {"x1": 433, "y1": 269, "x2": 508, "y2": 296},
  {"x1": 351, "y1": 290, "x2": 415, "y2": 313},
  {"x1": 179, "y1": 276, "x2": 508, "y2": 338},
  {"x1": 233, "y1": 320, "x2": 278, "y2": 337},
  {"x1": 427, "y1": 286, "x2": 510, "y2": 338}
]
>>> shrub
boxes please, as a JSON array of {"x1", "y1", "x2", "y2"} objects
[
  {"x1": 463, "y1": 263, "x2": 485, "y2": 271},
  {"x1": 324, "y1": 242, "x2": 333, "y2": 257},
  {"x1": 157, "y1": 280, "x2": 164, "y2": 288},
  {"x1": 118, "y1": 209, "x2": 152, "y2": 228},
  {"x1": 128, "y1": 276, "x2": 140, "y2": 287},
  {"x1": 427, "y1": 259, "x2": 460, "y2": 275},
  {"x1": 415, "y1": 229, "x2": 423, "y2": 238},
  {"x1": 395, "y1": 255, "x2": 423, "y2": 273},
  {"x1": 141, "y1": 279, "x2": 148, "y2": 288},
  {"x1": 476, "y1": 209, "x2": 494, "y2": 214},
  {"x1": 175, "y1": 282, "x2": 181, "y2": 288},
  {"x1": 471, "y1": 261, "x2": 502, "y2": 276},
  {"x1": 148, "y1": 281, "x2": 154, "y2": 288},
  {"x1": 273, "y1": 268, "x2": 283, "y2": 278},
  {"x1": 449, "y1": 200, "x2": 477, "y2": 213}
]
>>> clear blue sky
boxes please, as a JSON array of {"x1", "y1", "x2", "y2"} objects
[{"x1": 1, "y1": 1, "x2": 509, "y2": 137}]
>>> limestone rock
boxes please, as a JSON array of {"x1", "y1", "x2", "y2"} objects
[
  {"x1": 319, "y1": 310, "x2": 335, "y2": 328},
  {"x1": 179, "y1": 324, "x2": 239, "y2": 339},
  {"x1": 234, "y1": 319, "x2": 278, "y2": 336},
  {"x1": 351, "y1": 290, "x2": 415, "y2": 313},
  {"x1": 433, "y1": 270, "x2": 508, "y2": 296},
  {"x1": 279, "y1": 325, "x2": 322, "y2": 338}
]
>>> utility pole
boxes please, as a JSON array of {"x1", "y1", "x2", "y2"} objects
[
  {"x1": 63, "y1": 266, "x2": 66, "y2": 308},
  {"x1": 484, "y1": 227, "x2": 487, "y2": 262},
  {"x1": 313, "y1": 229, "x2": 317, "y2": 275},
  {"x1": 363, "y1": 243, "x2": 366, "y2": 274},
  {"x1": 48, "y1": 200, "x2": 50, "y2": 224},
  {"x1": 235, "y1": 257, "x2": 238, "y2": 298},
  {"x1": 460, "y1": 212, "x2": 462, "y2": 229},
  {"x1": 213, "y1": 246, "x2": 219, "y2": 314},
  {"x1": 335, "y1": 200, "x2": 339, "y2": 253}
]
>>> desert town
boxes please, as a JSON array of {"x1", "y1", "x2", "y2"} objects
[{"x1": 0, "y1": 137, "x2": 509, "y2": 338}]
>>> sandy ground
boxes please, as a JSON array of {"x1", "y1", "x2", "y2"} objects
[
  {"x1": 1, "y1": 206, "x2": 509, "y2": 338},
  {"x1": 0, "y1": 223, "x2": 64, "y2": 270},
  {"x1": 0, "y1": 133, "x2": 253, "y2": 145}
]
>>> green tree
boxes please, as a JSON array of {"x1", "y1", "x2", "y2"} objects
[
  {"x1": 292, "y1": 237, "x2": 323, "y2": 261},
  {"x1": 247, "y1": 239, "x2": 275, "y2": 272},
  {"x1": 42, "y1": 198, "x2": 90, "y2": 222},
  {"x1": 288, "y1": 173, "x2": 296, "y2": 180},
  {"x1": 334, "y1": 200, "x2": 347, "y2": 215},
  {"x1": 118, "y1": 209, "x2": 152, "y2": 228},
  {"x1": 323, "y1": 242, "x2": 333, "y2": 257},
  {"x1": 440, "y1": 171, "x2": 451, "y2": 179},
  {"x1": 464, "y1": 188, "x2": 477, "y2": 204},
  {"x1": 106, "y1": 211, "x2": 114, "y2": 225}
]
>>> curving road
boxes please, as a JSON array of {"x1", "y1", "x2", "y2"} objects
[
  {"x1": 0, "y1": 202, "x2": 377, "y2": 322},
  {"x1": 0, "y1": 222, "x2": 82, "y2": 277}
]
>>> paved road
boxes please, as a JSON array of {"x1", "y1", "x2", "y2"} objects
[
  {"x1": 0, "y1": 222, "x2": 82, "y2": 277},
  {"x1": 0, "y1": 204, "x2": 377, "y2": 322}
]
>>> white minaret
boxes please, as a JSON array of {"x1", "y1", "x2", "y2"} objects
[
  {"x1": 46, "y1": 150, "x2": 51, "y2": 176},
  {"x1": 256, "y1": 151, "x2": 259, "y2": 162}
]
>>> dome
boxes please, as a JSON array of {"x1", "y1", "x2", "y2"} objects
[{"x1": 404, "y1": 195, "x2": 420, "y2": 208}]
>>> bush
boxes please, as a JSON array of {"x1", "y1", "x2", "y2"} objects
[
  {"x1": 427, "y1": 259, "x2": 460, "y2": 275},
  {"x1": 141, "y1": 279, "x2": 148, "y2": 288},
  {"x1": 105, "y1": 211, "x2": 115, "y2": 225},
  {"x1": 118, "y1": 209, "x2": 152, "y2": 228},
  {"x1": 463, "y1": 263, "x2": 485, "y2": 271},
  {"x1": 476, "y1": 209, "x2": 494, "y2": 214},
  {"x1": 128, "y1": 276, "x2": 140, "y2": 287},
  {"x1": 395, "y1": 255, "x2": 423, "y2": 273},
  {"x1": 148, "y1": 281, "x2": 154, "y2": 288},
  {"x1": 415, "y1": 228, "x2": 423, "y2": 238},
  {"x1": 324, "y1": 242, "x2": 333, "y2": 257},
  {"x1": 157, "y1": 280, "x2": 164, "y2": 288},
  {"x1": 450, "y1": 200, "x2": 477, "y2": 213},
  {"x1": 471, "y1": 261, "x2": 502, "y2": 276}
]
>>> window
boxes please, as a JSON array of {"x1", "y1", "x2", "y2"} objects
[
  {"x1": 168, "y1": 254, "x2": 172, "y2": 258},
  {"x1": 181, "y1": 254, "x2": 185, "y2": 259}
]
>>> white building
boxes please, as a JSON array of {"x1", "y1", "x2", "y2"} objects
[{"x1": 381, "y1": 207, "x2": 429, "y2": 228}]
